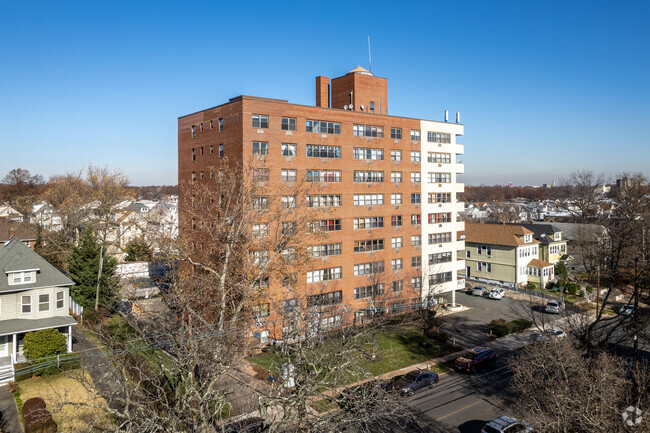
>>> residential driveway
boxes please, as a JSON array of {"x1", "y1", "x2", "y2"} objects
[{"x1": 0, "y1": 385, "x2": 22, "y2": 433}]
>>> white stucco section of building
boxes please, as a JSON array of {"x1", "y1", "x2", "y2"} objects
[{"x1": 419, "y1": 119, "x2": 465, "y2": 300}]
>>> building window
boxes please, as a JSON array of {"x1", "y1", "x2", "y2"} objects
[
  {"x1": 210, "y1": 145, "x2": 214, "y2": 154},
  {"x1": 210, "y1": 120, "x2": 213, "y2": 129},
  {"x1": 429, "y1": 251, "x2": 452, "y2": 265},
  {"x1": 391, "y1": 215, "x2": 402, "y2": 227},
  {"x1": 478, "y1": 245, "x2": 492, "y2": 256},
  {"x1": 252, "y1": 141, "x2": 269, "y2": 155},
  {"x1": 391, "y1": 150, "x2": 402, "y2": 161},
  {"x1": 252, "y1": 223, "x2": 269, "y2": 237},
  {"x1": 281, "y1": 196, "x2": 296, "y2": 208},
  {"x1": 309, "y1": 243, "x2": 342, "y2": 257},
  {"x1": 354, "y1": 239, "x2": 384, "y2": 252},
  {"x1": 369, "y1": 101, "x2": 376, "y2": 112},
  {"x1": 192, "y1": 218, "x2": 196, "y2": 231},
  {"x1": 411, "y1": 130, "x2": 421, "y2": 141},
  {"x1": 353, "y1": 194, "x2": 384, "y2": 206},
  {"x1": 21, "y1": 295, "x2": 31, "y2": 314},
  {"x1": 466, "y1": 250, "x2": 471, "y2": 258},
  {"x1": 411, "y1": 277, "x2": 422, "y2": 289},
  {"x1": 391, "y1": 172, "x2": 402, "y2": 183},
  {"x1": 391, "y1": 128, "x2": 402, "y2": 139},
  {"x1": 282, "y1": 274, "x2": 297, "y2": 288},
  {"x1": 219, "y1": 118, "x2": 224, "y2": 132},
  {"x1": 354, "y1": 284, "x2": 384, "y2": 299},
  {"x1": 430, "y1": 272, "x2": 453, "y2": 284},
  {"x1": 252, "y1": 250, "x2": 269, "y2": 265},
  {"x1": 428, "y1": 192, "x2": 451, "y2": 203},
  {"x1": 281, "y1": 117, "x2": 297, "y2": 131},
  {"x1": 38, "y1": 294, "x2": 49, "y2": 312},
  {"x1": 353, "y1": 124, "x2": 384, "y2": 138},
  {"x1": 219, "y1": 144, "x2": 224, "y2": 158},
  {"x1": 428, "y1": 172, "x2": 451, "y2": 183},
  {"x1": 307, "y1": 267, "x2": 342, "y2": 283},
  {"x1": 56, "y1": 291, "x2": 65, "y2": 309},
  {"x1": 306, "y1": 120, "x2": 341, "y2": 134},
  {"x1": 354, "y1": 171, "x2": 384, "y2": 182},
  {"x1": 428, "y1": 232, "x2": 452, "y2": 244},
  {"x1": 200, "y1": 147, "x2": 204, "y2": 155},
  {"x1": 281, "y1": 221, "x2": 297, "y2": 235},
  {"x1": 354, "y1": 261, "x2": 384, "y2": 276},
  {"x1": 428, "y1": 152, "x2": 451, "y2": 163},
  {"x1": 353, "y1": 148, "x2": 384, "y2": 160},
  {"x1": 477, "y1": 262, "x2": 492, "y2": 273},
  {"x1": 200, "y1": 171, "x2": 204, "y2": 180},
  {"x1": 191, "y1": 125, "x2": 196, "y2": 138},
  {"x1": 411, "y1": 151, "x2": 421, "y2": 162},
  {"x1": 252, "y1": 303, "x2": 270, "y2": 318},
  {"x1": 427, "y1": 131, "x2": 451, "y2": 143},
  {"x1": 252, "y1": 169, "x2": 269, "y2": 182},
  {"x1": 306, "y1": 195, "x2": 341, "y2": 207},
  {"x1": 308, "y1": 291, "x2": 343, "y2": 307},
  {"x1": 253, "y1": 196, "x2": 268, "y2": 210},
  {"x1": 392, "y1": 280, "x2": 403, "y2": 291},
  {"x1": 252, "y1": 114, "x2": 269, "y2": 128},
  {"x1": 192, "y1": 172, "x2": 196, "y2": 182},
  {"x1": 411, "y1": 193, "x2": 421, "y2": 204},
  {"x1": 411, "y1": 256, "x2": 421, "y2": 268},
  {"x1": 306, "y1": 170, "x2": 341, "y2": 182},
  {"x1": 282, "y1": 247, "x2": 297, "y2": 261},
  {"x1": 281, "y1": 169, "x2": 297, "y2": 182},
  {"x1": 306, "y1": 145, "x2": 341, "y2": 158},
  {"x1": 391, "y1": 259, "x2": 403, "y2": 271},
  {"x1": 192, "y1": 148, "x2": 196, "y2": 161},
  {"x1": 309, "y1": 219, "x2": 342, "y2": 232},
  {"x1": 411, "y1": 214, "x2": 421, "y2": 225},
  {"x1": 428, "y1": 212, "x2": 452, "y2": 223},
  {"x1": 353, "y1": 217, "x2": 384, "y2": 229},
  {"x1": 282, "y1": 143, "x2": 297, "y2": 157},
  {"x1": 391, "y1": 193, "x2": 402, "y2": 205},
  {"x1": 392, "y1": 237, "x2": 402, "y2": 249}
]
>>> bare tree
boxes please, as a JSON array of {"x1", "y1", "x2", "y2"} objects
[{"x1": 1, "y1": 167, "x2": 44, "y2": 218}]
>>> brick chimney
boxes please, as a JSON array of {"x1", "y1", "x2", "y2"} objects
[
  {"x1": 315, "y1": 76, "x2": 330, "y2": 108},
  {"x1": 9, "y1": 227, "x2": 16, "y2": 238}
]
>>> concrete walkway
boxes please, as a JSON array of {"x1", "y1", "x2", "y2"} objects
[{"x1": 0, "y1": 384, "x2": 22, "y2": 433}]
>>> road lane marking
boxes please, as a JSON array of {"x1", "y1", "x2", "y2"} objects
[{"x1": 434, "y1": 399, "x2": 482, "y2": 421}]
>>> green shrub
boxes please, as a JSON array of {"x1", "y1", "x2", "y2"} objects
[
  {"x1": 24, "y1": 329, "x2": 66, "y2": 361},
  {"x1": 526, "y1": 282, "x2": 537, "y2": 290},
  {"x1": 586, "y1": 285, "x2": 594, "y2": 294},
  {"x1": 579, "y1": 291, "x2": 585, "y2": 298},
  {"x1": 510, "y1": 319, "x2": 533, "y2": 332},
  {"x1": 489, "y1": 318, "x2": 532, "y2": 337},
  {"x1": 546, "y1": 282, "x2": 556, "y2": 290},
  {"x1": 567, "y1": 283, "x2": 579, "y2": 295}
]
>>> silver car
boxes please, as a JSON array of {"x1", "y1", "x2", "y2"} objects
[
  {"x1": 545, "y1": 299, "x2": 563, "y2": 314},
  {"x1": 489, "y1": 288, "x2": 505, "y2": 300},
  {"x1": 472, "y1": 286, "x2": 487, "y2": 296},
  {"x1": 482, "y1": 416, "x2": 533, "y2": 433}
]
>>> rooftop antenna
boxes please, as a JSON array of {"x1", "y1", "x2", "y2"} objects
[{"x1": 368, "y1": 36, "x2": 372, "y2": 73}]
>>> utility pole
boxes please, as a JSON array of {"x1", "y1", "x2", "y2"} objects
[
  {"x1": 633, "y1": 257, "x2": 639, "y2": 359},
  {"x1": 95, "y1": 244, "x2": 104, "y2": 311},
  {"x1": 596, "y1": 264, "x2": 600, "y2": 317}
]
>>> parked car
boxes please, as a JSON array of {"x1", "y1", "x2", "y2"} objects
[
  {"x1": 472, "y1": 286, "x2": 488, "y2": 296},
  {"x1": 386, "y1": 370, "x2": 439, "y2": 396},
  {"x1": 489, "y1": 288, "x2": 505, "y2": 300},
  {"x1": 481, "y1": 415, "x2": 533, "y2": 433},
  {"x1": 532, "y1": 329, "x2": 567, "y2": 343},
  {"x1": 545, "y1": 299, "x2": 564, "y2": 314},
  {"x1": 619, "y1": 305, "x2": 635, "y2": 316},
  {"x1": 454, "y1": 347, "x2": 496, "y2": 373}
]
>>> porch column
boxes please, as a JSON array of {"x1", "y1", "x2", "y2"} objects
[
  {"x1": 12, "y1": 334, "x2": 17, "y2": 364},
  {"x1": 67, "y1": 325, "x2": 72, "y2": 352}
]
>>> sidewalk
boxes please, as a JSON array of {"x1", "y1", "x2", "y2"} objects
[{"x1": 0, "y1": 384, "x2": 22, "y2": 433}]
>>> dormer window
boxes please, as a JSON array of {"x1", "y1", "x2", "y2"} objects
[
  {"x1": 524, "y1": 234, "x2": 532, "y2": 243},
  {"x1": 8, "y1": 271, "x2": 36, "y2": 285},
  {"x1": 555, "y1": 233, "x2": 561, "y2": 241}
]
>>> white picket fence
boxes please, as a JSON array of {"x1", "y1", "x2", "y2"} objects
[{"x1": 70, "y1": 296, "x2": 84, "y2": 316}]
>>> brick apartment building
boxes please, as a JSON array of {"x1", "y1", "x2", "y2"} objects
[{"x1": 178, "y1": 66, "x2": 465, "y2": 342}]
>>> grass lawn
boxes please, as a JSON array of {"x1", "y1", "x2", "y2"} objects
[
  {"x1": 17, "y1": 369, "x2": 113, "y2": 432},
  {"x1": 249, "y1": 326, "x2": 454, "y2": 384}
]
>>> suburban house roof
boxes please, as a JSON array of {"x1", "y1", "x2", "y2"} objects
[
  {"x1": 520, "y1": 223, "x2": 563, "y2": 244},
  {"x1": 0, "y1": 237, "x2": 73, "y2": 293},
  {"x1": 462, "y1": 222, "x2": 540, "y2": 247},
  {"x1": 0, "y1": 316, "x2": 77, "y2": 337},
  {"x1": 0, "y1": 220, "x2": 37, "y2": 242},
  {"x1": 527, "y1": 258, "x2": 554, "y2": 268}
]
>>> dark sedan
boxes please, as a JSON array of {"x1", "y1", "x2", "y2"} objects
[{"x1": 386, "y1": 370, "x2": 439, "y2": 396}]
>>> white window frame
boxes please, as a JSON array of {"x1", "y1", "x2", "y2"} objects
[
  {"x1": 39, "y1": 293, "x2": 50, "y2": 312},
  {"x1": 392, "y1": 237, "x2": 403, "y2": 249},
  {"x1": 21, "y1": 295, "x2": 31, "y2": 314},
  {"x1": 56, "y1": 291, "x2": 65, "y2": 310}
]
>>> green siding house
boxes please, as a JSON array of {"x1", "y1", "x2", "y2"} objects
[{"x1": 0, "y1": 237, "x2": 77, "y2": 384}]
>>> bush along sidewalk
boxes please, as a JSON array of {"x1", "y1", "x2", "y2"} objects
[{"x1": 487, "y1": 318, "x2": 533, "y2": 338}]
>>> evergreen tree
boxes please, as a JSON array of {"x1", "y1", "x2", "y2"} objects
[
  {"x1": 67, "y1": 227, "x2": 119, "y2": 310},
  {"x1": 555, "y1": 261, "x2": 569, "y2": 288},
  {"x1": 123, "y1": 238, "x2": 153, "y2": 262}
]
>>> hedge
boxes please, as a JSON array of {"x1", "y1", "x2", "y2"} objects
[{"x1": 489, "y1": 318, "x2": 533, "y2": 337}]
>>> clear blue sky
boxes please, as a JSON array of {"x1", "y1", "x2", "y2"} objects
[{"x1": 1, "y1": 0, "x2": 648, "y2": 186}]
